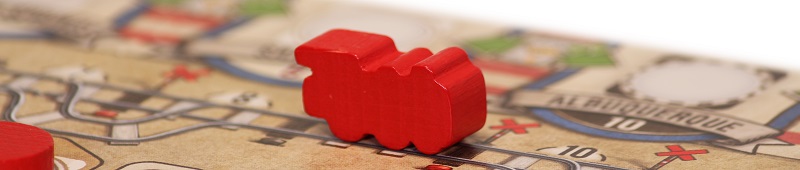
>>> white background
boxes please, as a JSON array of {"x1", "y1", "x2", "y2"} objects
[{"x1": 348, "y1": 0, "x2": 800, "y2": 70}]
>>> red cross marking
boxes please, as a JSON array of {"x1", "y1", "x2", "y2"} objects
[
  {"x1": 164, "y1": 65, "x2": 210, "y2": 82},
  {"x1": 777, "y1": 131, "x2": 800, "y2": 144},
  {"x1": 655, "y1": 145, "x2": 708, "y2": 161},
  {"x1": 489, "y1": 118, "x2": 540, "y2": 134}
]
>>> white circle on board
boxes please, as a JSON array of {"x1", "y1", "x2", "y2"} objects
[{"x1": 626, "y1": 61, "x2": 763, "y2": 105}]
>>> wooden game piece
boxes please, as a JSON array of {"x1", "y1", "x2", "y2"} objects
[
  {"x1": 295, "y1": 29, "x2": 487, "y2": 154},
  {"x1": 0, "y1": 121, "x2": 54, "y2": 169}
]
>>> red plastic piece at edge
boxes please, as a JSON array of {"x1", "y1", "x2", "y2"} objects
[
  {"x1": 295, "y1": 29, "x2": 487, "y2": 154},
  {"x1": 0, "y1": 121, "x2": 54, "y2": 170}
]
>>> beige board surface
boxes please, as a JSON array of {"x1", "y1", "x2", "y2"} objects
[{"x1": 1, "y1": 0, "x2": 800, "y2": 169}]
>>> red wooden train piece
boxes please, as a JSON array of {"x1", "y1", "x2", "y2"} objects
[
  {"x1": 0, "y1": 121, "x2": 54, "y2": 169},
  {"x1": 296, "y1": 29, "x2": 486, "y2": 154}
]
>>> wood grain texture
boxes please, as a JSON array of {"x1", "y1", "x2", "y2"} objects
[{"x1": 296, "y1": 29, "x2": 486, "y2": 154}]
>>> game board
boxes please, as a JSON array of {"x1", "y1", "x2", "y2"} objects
[{"x1": 1, "y1": 0, "x2": 799, "y2": 169}]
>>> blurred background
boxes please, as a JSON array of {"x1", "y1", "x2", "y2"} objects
[{"x1": 354, "y1": 0, "x2": 800, "y2": 70}]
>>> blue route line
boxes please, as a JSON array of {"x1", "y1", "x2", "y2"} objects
[
  {"x1": 205, "y1": 57, "x2": 303, "y2": 87},
  {"x1": 113, "y1": 2, "x2": 149, "y2": 31},
  {"x1": 768, "y1": 103, "x2": 800, "y2": 129}
]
